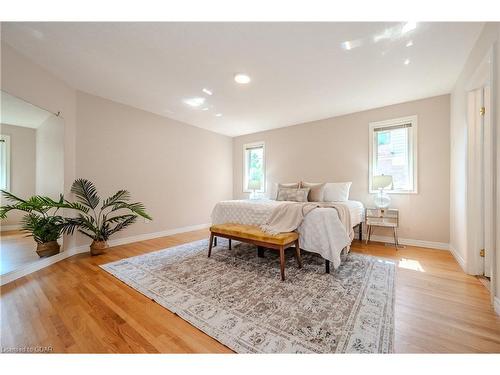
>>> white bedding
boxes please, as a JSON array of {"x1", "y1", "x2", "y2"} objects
[
  {"x1": 342, "y1": 200, "x2": 364, "y2": 226},
  {"x1": 211, "y1": 199, "x2": 364, "y2": 269}
]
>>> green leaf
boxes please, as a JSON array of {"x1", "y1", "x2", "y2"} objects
[
  {"x1": 107, "y1": 215, "x2": 137, "y2": 237},
  {"x1": 101, "y1": 190, "x2": 131, "y2": 210},
  {"x1": 71, "y1": 179, "x2": 100, "y2": 209},
  {"x1": 20, "y1": 213, "x2": 63, "y2": 244},
  {"x1": 112, "y1": 202, "x2": 152, "y2": 220}
]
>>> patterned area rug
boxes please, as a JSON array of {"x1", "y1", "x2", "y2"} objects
[{"x1": 101, "y1": 239, "x2": 395, "y2": 353}]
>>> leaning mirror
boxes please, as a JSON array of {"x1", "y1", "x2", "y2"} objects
[{"x1": 0, "y1": 90, "x2": 64, "y2": 277}]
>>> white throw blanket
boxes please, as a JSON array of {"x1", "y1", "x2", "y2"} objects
[
  {"x1": 260, "y1": 202, "x2": 318, "y2": 235},
  {"x1": 260, "y1": 202, "x2": 354, "y2": 243}
]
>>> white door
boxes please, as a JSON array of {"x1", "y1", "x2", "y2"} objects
[
  {"x1": 482, "y1": 85, "x2": 493, "y2": 278},
  {"x1": 468, "y1": 86, "x2": 492, "y2": 278}
]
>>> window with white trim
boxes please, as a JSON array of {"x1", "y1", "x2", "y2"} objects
[
  {"x1": 243, "y1": 142, "x2": 265, "y2": 193},
  {"x1": 369, "y1": 116, "x2": 417, "y2": 193},
  {"x1": 0, "y1": 134, "x2": 11, "y2": 191}
]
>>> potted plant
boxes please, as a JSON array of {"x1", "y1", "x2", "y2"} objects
[
  {"x1": 0, "y1": 192, "x2": 66, "y2": 257},
  {"x1": 62, "y1": 179, "x2": 152, "y2": 255}
]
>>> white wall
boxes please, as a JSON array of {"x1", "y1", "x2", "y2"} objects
[
  {"x1": 1, "y1": 41, "x2": 77, "y2": 249},
  {"x1": 1, "y1": 41, "x2": 233, "y2": 250},
  {"x1": 449, "y1": 23, "x2": 500, "y2": 310},
  {"x1": 75, "y1": 91, "x2": 233, "y2": 245},
  {"x1": 0, "y1": 123, "x2": 36, "y2": 226},
  {"x1": 450, "y1": 24, "x2": 499, "y2": 270},
  {"x1": 233, "y1": 95, "x2": 451, "y2": 245},
  {"x1": 35, "y1": 115, "x2": 65, "y2": 199}
]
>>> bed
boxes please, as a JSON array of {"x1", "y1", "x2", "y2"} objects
[{"x1": 211, "y1": 199, "x2": 364, "y2": 269}]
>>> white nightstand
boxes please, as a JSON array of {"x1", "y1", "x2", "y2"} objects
[{"x1": 365, "y1": 207, "x2": 400, "y2": 249}]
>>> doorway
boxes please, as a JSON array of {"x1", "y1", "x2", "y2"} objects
[
  {"x1": 465, "y1": 44, "x2": 498, "y2": 307},
  {"x1": 468, "y1": 86, "x2": 493, "y2": 280}
]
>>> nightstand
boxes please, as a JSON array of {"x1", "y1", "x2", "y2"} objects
[{"x1": 365, "y1": 207, "x2": 400, "y2": 248}]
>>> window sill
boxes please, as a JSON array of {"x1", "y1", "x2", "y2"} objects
[{"x1": 369, "y1": 190, "x2": 418, "y2": 195}]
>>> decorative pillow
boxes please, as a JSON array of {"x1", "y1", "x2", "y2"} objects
[
  {"x1": 323, "y1": 182, "x2": 352, "y2": 202},
  {"x1": 301, "y1": 182, "x2": 326, "y2": 202},
  {"x1": 277, "y1": 187, "x2": 310, "y2": 202},
  {"x1": 273, "y1": 182, "x2": 301, "y2": 199}
]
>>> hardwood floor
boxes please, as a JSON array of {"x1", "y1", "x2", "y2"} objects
[
  {"x1": 1, "y1": 229, "x2": 499, "y2": 353},
  {"x1": 0, "y1": 230, "x2": 39, "y2": 275}
]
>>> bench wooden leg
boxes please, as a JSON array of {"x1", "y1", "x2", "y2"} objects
[
  {"x1": 257, "y1": 246, "x2": 265, "y2": 258},
  {"x1": 208, "y1": 233, "x2": 214, "y2": 257},
  {"x1": 294, "y1": 240, "x2": 302, "y2": 269},
  {"x1": 279, "y1": 246, "x2": 286, "y2": 281},
  {"x1": 228, "y1": 238, "x2": 232, "y2": 250},
  {"x1": 358, "y1": 222, "x2": 363, "y2": 241},
  {"x1": 325, "y1": 259, "x2": 330, "y2": 274},
  {"x1": 213, "y1": 236, "x2": 217, "y2": 247}
]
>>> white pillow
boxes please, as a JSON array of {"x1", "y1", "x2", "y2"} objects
[{"x1": 323, "y1": 182, "x2": 352, "y2": 202}]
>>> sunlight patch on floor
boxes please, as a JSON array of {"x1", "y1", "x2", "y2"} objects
[{"x1": 398, "y1": 258, "x2": 425, "y2": 272}]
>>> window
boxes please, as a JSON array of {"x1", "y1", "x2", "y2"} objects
[
  {"x1": 369, "y1": 116, "x2": 417, "y2": 193},
  {"x1": 0, "y1": 134, "x2": 11, "y2": 191},
  {"x1": 243, "y1": 142, "x2": 265, "y2": 192}
]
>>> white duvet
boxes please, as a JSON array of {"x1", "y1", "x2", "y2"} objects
[{"x1": 211, "y1": 199, "x2": 363, "y2": 269}]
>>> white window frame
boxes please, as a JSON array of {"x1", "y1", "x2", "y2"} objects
[
  {"x1": 368, "y1": 115, "x2": 418, "y2": 194},
  {"x1": 0, "y1": 134, "x2": 11, "y2": 192},
  {"x1": 243, "y1": 141, "x2": 266, "y2": 193}
]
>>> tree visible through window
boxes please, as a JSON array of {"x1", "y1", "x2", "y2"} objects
[
  {"x1": 369, "y1": 116, "x2": 417, "y2": 193},
  {"x1": 243, "y1": 142, "x2": 265, "y2": 192}
]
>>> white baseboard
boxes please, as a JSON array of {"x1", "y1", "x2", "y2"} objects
[
  {"x1": 0, "y1": 244, "x2": 88, "y2": 286},
  {"x1": 106, "y1": 223, "x2": 210, "y2": 248},
  {"x1": 448, "y1": 245, "x2": 467, "y2": 271},
  {"x1": 494, "y1": 297, "x2": 500, "y2": 316},
  {"x1": 1, "y1": 224, "x2": 22, "y2": 232},
  {"x1": 366, "y1": 234, "x2": 450, "y2": 251},
  {"x1": 0, "y1": 223, "x2": 211, "y2": 286}
]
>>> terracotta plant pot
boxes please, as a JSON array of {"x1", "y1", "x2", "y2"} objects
[
  {"x1": 90, "y1": 240, "x2": 109, "y2": 256},
  {"x1": 36, "y1": 241, "x2": 61, "y2": 258}
]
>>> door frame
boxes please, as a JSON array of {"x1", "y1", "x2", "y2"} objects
[{"x1": 465, "y1": 45, "x2": 497, "y2": 301}]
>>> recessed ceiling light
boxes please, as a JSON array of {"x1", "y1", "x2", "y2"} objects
[
  {"x1": 404, "y1": 59, "x2": 411, "y2": 65},
  {"x1": 341, "y1": 39, "x2": 362, "y2": 51},
  {"x1": 234, "y1": 73, "x2": 251, "y2": 84},
  {"x1": 215, "y1": 113, "x2": 223, "y2": 117},
  {"x1": 341, "y1": 41, "x2": 353, "y2": 50},
  {"x1": 183, "y1": 97, "x2": 205, "y2": 107},
  {"x1": 406, "y1": 40, "x2": 414, "y2": 47},
  {"x1": 202, "y1": 107, "x2": 209, "y2": 111},
  {"x1": 202, "y1": 88, "x2": 213, "y2": 95},
  {"x1": 402, "y1": 22, "x2": 417, "y2": 34}
]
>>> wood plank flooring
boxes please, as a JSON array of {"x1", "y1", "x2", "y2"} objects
[
  {"x1": 0, "y1": 230, "x2": 39, "y2": 275},
  {"x1": 1, "y1": 229, "x2": 499, "y2": 353}
]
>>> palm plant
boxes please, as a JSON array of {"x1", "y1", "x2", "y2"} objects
[
  {"x1": 61, "y1": 179, "x2": 152, "y2": 255},
  {"x1": 0, "y1": 191, "x2": 66, "y2": 257}
]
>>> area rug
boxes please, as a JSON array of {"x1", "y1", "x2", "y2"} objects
[{"x1": 101, "y1": 239, "x2": 395, "y2": 353}]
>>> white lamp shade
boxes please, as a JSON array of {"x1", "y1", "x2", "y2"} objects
[
  {"x1": 248, "y1": 179, "x2": 261, "y2": 190},
  {"x1": 372, "y1": 175, "x2": 393, "y2": 190}
]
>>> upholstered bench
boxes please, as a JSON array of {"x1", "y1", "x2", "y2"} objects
[{"x1": 208, "y1": 223, "x2": 302, "y2": 281}]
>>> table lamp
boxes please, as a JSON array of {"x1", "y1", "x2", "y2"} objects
[
  {"x1": 248, "y1": 179, "x2": 261, "y2": 200},
  {"x1": 372, "y1": 175, "x2": 393, "y2": 208}
]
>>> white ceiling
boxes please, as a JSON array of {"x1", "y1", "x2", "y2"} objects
[
  {"x1": 1, "y1": 91, "x2": 53, "y2": 128},
  {"x1": 1, "y1": 22, "x2": 483, "y2": 137}
]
